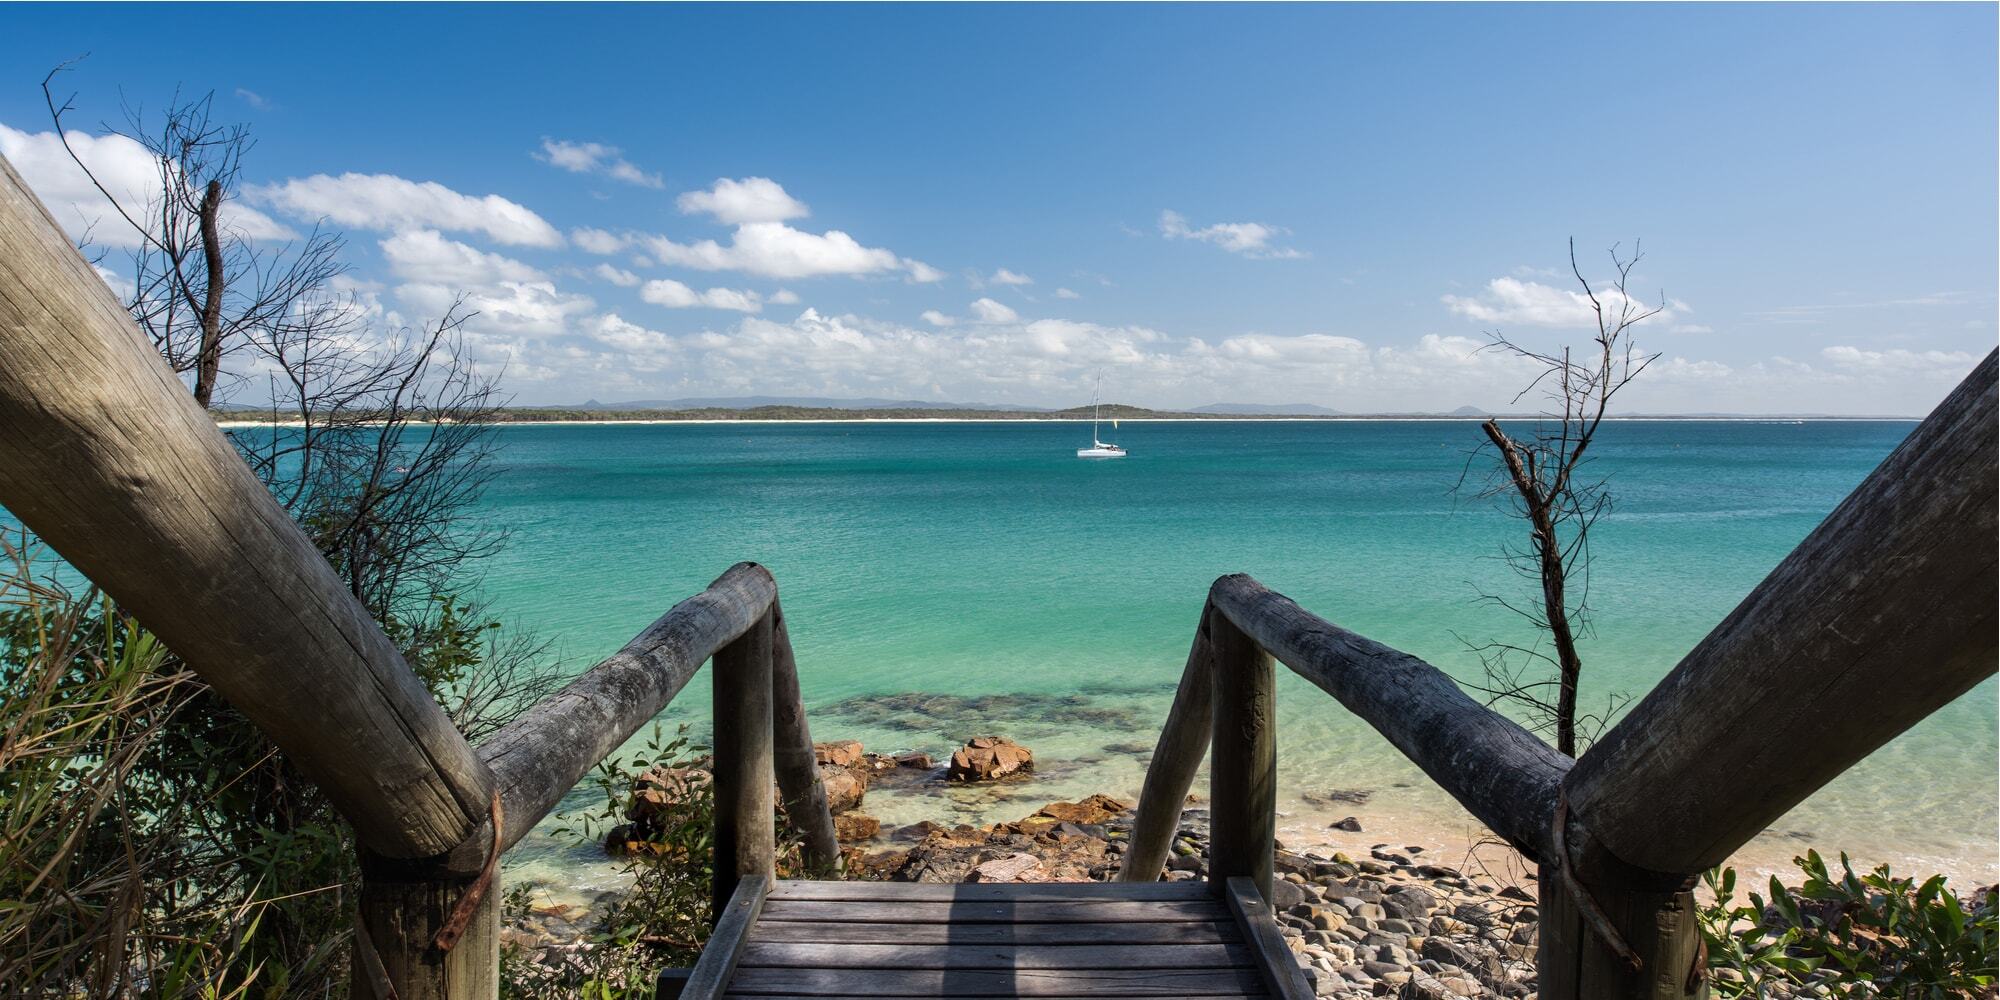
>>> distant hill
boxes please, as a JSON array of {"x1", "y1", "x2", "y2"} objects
[
  {"x1": 1447, "y1": 405, "x2": 1488, "y2": 417},
  {"x1": 568, "y1": 396, "x2": 1050, "y2": 411},
  {"x1": 1192, "y1": 402, "x2": 1346, "y2": 415}
]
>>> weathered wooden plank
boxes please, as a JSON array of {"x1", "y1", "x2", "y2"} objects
[
  {"x1": 756, "y1": 899, "x2": 1229, "y2": 924},
  {"x1": 1206, "y1": 574, "x2": 1571, "y2": 864},
  {"x1": 713, "y1": 612, "x2": 778, "y2": 920},
  {"x1": 478, "y1": 563, "x2": 774, "y2": 861},
  {"x1": 1567, "y1": 350, "x2": 1999, "y2": 877},
  {"x1": 766, "y1": 880, "x2": 1211, "y2": 902},
  {"x1": 1221, "y1": 877, "x2": 1316, "y2": 1000},
  {"x1": 737, "y1": 941, "x2": 1251, "y2": 970},
  {"x1": 0, "y1": 153, "x2": 492, "y2": 861},
  {"x1": 745, "y1": 919, "x2": 1243, "y2": 946},
  {"x1": 769, "y1": 599, "x2": 840, "y2": 872},
  {"x1": 681, "y1": 875, "x2": 768, "y2": 1000},
  {"x1": 1117, "y1": 605, "x2": 1216, "y2": 883},
  {"x1": 1209, "y1": 612, "x2": 1277, "y2": 902},
  {"x1": 724, "y1": 966, "x2": 1268, "y2": 997}
]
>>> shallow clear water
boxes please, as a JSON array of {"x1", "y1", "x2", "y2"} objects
[{"x1": 468, "y1": 419, "x2": 1996, "y2": 890}]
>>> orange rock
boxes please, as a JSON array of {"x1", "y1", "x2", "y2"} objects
[
  {"x1": 833, "y1": 812, "x2": 882, "y2": 841},
  {"x1": 814, "y1": 740, "x2": 866, "y2": 768},
  {"x1": 947, "y1": 736, "x2": 1034, "y2": 781}
]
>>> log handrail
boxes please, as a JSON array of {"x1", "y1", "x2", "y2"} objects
[
  {"x1": 1565, "y1": 349, "x2": 1999, "y2": 877},
  {"x1": 1117, "y1": 577, "x2": 1571, "y2": 890},
  {"x1": 472, "y1": 564, "x2": 837, "y2": 873},
  {"x1": 360, "y1": 564, "x2": 840, "y2": 994},
  {"x1": 1121, "y1": 353, "x2": 1996, "y2": 1000},
  {"x1": 0, "y1": 152, "x2": 491, "y2": 862},
  {"x1": 0, "y1": 147, "x2": 839, "y2": 998}
]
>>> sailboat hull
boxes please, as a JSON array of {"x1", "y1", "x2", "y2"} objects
[{"x1": 1076, "y1": 446, "x2": 1126, "y2": 458}]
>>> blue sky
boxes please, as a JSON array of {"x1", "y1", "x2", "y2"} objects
[{"x1": 2, "y1": 3, "x2": 1994, "y2": 413}]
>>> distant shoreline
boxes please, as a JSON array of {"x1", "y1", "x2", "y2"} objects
[{"x1": 215, "y1": 414, "x2": 1921, "y2": 428}]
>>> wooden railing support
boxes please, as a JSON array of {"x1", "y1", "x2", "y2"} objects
[
  {"x1": 712, "y1": 611, "x2": 778, "y2": 919},
  {"x1": 1, "y1": 146, "x2": 506, "y2": 1000},
  {"x1": 1207, "y1": 608, "x2": 1278, "y2": 902},
  {"x1": 1118, "y1": 606, "x2": 1217, "y2": 882},
  {"x1": 1537, "y1": 350, "x2": 1997, "y2": 1000},
  {"x1": 1205, "y1": 575, "x2": 1573, "y2": 862},
  {"x1": 770, "y1": 600, "x2": 841, "y2": 872},
  {"x1": 354, "y1": 855, "x2": 500, "y2": 1000},
  {"x1": 476, "y1": 563, "x2": 778, "y2": 859},
  {"x1": 0, "y1": 153, "x2": 493, "y2": 861}
]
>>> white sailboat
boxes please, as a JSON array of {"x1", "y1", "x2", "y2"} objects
[{"x1": 1076, "y1": 375, "x2": 1127, "y2": 458}]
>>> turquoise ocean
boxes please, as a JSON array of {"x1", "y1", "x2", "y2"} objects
[{"x1": 473, "y1": 419, "x2": 1996, "y2": 892}]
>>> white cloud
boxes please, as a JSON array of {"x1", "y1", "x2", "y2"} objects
[
  {"x1": 398, "y1": 280, "x2": 592, "y2": 337},
  {"x1": 969, "y1": 297, "x2": 1019, "y2": 324},
  {"x1": 1442, "y1": 277, "x2": 1678, "y2": 329},
  {"x1": 1212, "y1": 332, "x2": 1370, "y2": 365},
  {"x1": 1159, "y1": 209, "x2": 1305, "y2": 259},
  {"x1": 621, "y1": 178, "x2": 937, "y2": 282},
  {"x1": 676, "y1": 177, "x2": 809, "y2": 224},
  {"x1": 641, "y1": 278, "x2": 763, "y2": 313},
  {"x1": 0, "y1": 123, "x2": 295, "y2": 248},
  {"x1": 1055, "y1": 287, "x2": 1081, "y2": 300},
  {"x1": 902, "y1": 258, "x2": 947, "y2": 283},
  {"x1": 572, "y1": 227, "x2": 630, "y2": 254},
  {"x1": 594, "y1": 263, "x2": 641, "y2": 287},
  {"x1": 583, "y1": 313, "x2": 679, "y2": 360},
  {"x1": 379, "y1": 229, "x2": 544, "y2": 285},
  {"x1": 1820, "y1": 346, "x2": 1977, "y2": 375},
  {"x1": 535, "y1": 139, "x2": 663, "y2": 188},
  {"x1": 234, "y1": 88, "x2": 274, "y2": 111},
  {"x1": 641, "y1": 222, "x2": 903, "y2": 280},
  {"x1": 991, "y1": 268, "x2": 1033, "y2": 286},
  {"x1": 254, "y1": 172, "x2": 563, "y2": 247},
  {"x1": 768, "y1": 289, "x2": 800, "y2": 305},
  {"x1": 921, "y1": 309, "x2": 956, "y2": 328}
]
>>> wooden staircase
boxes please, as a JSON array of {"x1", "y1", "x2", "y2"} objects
[{"x1": 674, "y1": 877, "x2": 1315, "y2": 999}]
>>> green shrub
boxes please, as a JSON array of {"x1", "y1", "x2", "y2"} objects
[{"x1": 1701, "y1": 850, "x2": 1998, "y2": 999}]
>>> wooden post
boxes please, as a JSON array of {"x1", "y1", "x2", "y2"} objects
[
  {"x1": 1536, "y1": 351, "x2": 1996, "y2": 1000},
  {"x1": 1118, "y1": 605, "x2": 1217, "y2": 882},
  {"x1": 354, "y1": 855, "x2": 500, "y2": 1000},
  {"x1": 1206, "y1": 574, "x2": 1571, "y2": 862},
  {"x1": 769, "y1": 600, "x2": 840, "y2": 873},
  {"x1": 479, "y1": 563, "x2": 776, "y2": 855},
  {"x1": 1, "y1": 138, "x2": 502, "y2": 1000},
  {"x1": 1208, "y1": 608, "x2": 1277, "y2": 902},
  {"x1": 0, "y1": 152, "x2": 490, "y2": 860},
  {"x1": 712, "y1": 611, "x2": 777, "y2": 919},
  {"x1": 1568, "y1": 349, "x2": 1998, "y2": 874}
]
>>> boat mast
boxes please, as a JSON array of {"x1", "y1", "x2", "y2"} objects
[{"x1": 1091, "y1": 372, "x2": 1102, "y2": 444}]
